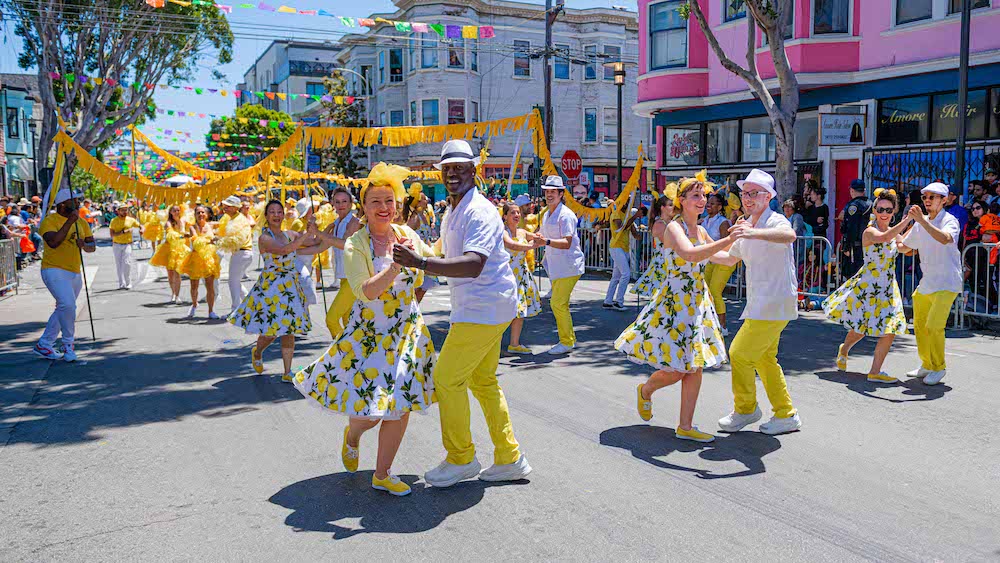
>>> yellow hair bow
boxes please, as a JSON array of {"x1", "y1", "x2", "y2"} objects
[
  {"x1": 407, "y1": 183, "x2": 424, "y2": 207},
  {"x1": 726, "y1": 191, "x2": 741, "y2": 215},
  {"x1": 675, "y1": 169, "x2": 715, "y2": 208},
  {"x1": 363, "y1": 162, "x2": 409, "y2": 203},
  {"x1": 873, "y1": 188, "x2": 896, "y2": 198}
]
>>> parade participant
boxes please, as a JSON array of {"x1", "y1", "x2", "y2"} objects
[
  {"x1": 109, "y1": 201, "x2": 142, "y2": 290},
  {"x1": 631, "y1": 188, "x2": 675, "y2": 298},
  {"x1": 290, "y1": 197, "x2": 319, "y2": 306},
  {"x1": 292, "y1": 163, "x2": 437, "y2": 497},
  {"x1": 823, "y1": 189, "x2": 913, "y2": 382},
  {"x1": 182, "y1": 205, "x2": 222, "y2": 319},
  {"x1": 393, "y1": 140, "x2": 530, "y2": 488},
  {"x1": 838, "y1": 179, "x2": 871, "y2": 280},
  {"x1": 603, "y1": 198, "x2": 642, "y2": 311},
  {"x1": 149, "y1": 205, "x2": 191, "y2": 304},
  {"x1": 229, "y1": 200, "x2": 333, "y2": 381},
  {"x1": 713, "y1": 169, "x2": 803, "y2": 435},
  {"x1": 616, "y1": 172, "x2": 733, "y2": 442},
  {"x1": 531, "y1": 175, "x2": 585, "y2": 355},
  {"x1": 402, "y1": 183, "x2": 439, "y2": 302},
  {"x1": 703, "y1": 192, "x2": 736, "y2": 333},
  {"x1": 502, "y1": 202, "x2": 541, "y2": 354},
  {"x1": 324, "y1": 187, "x2": 362, "y2": 339},
  {"x1": 33, "y1": 188, "x2": 96, "y2": 362},
  {"x1": 897, "y1": 182, "x2": 963, "y2": 386},
  {"x1": 140, "y1": 204, "x2": 162, "y2": 252},
  {"x1": 214, "y1": 196, "x2": 254, "y2": 314}
]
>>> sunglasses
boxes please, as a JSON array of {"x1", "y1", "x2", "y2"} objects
[
  {"x1": 972, "y1": 206, "x2": 984, "y2": 211},
  {"x1": 875, "y1": 206, "x2": 894, "y2": 214},
  {"x1": 921, "y1": 194, "x2": 943, "y2": 200}
]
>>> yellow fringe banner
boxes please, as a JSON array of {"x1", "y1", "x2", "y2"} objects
[{"x1": 560, "y1": 144, "x2": 645, "y2": 222}]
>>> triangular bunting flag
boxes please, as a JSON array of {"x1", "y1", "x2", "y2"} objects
[{"x1": 429, "y1": 23, "x2": 445, "y2": 37}]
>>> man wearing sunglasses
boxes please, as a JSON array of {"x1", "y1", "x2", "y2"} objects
[{"x1": 897, "y1": 182, "x2": 963, "y2": 386}]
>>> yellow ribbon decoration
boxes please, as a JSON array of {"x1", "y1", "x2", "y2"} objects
[{"x1": 559, "y1": 144, "x2": 645, "y2": 222}]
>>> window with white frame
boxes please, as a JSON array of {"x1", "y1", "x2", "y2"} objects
[
  {"x1": 410, "y1": 101, "x2": 417, "y2": 125},
  {"x1": 584, "y1": 45, "x2": 597, "y2": 80},
  {"x1": 555, "y1": 44, "x2": 570, "y2": 79},
  {"x1": 762, "y1": 3, "x2": 794, "y2": 44},
  {"x1": 896, "y1": 0, "x2": 932, "y2": 25},
  {"x1": 724, "y1": 0, "x2": 746, "y2": 21},
  {"x1": 448, "y1": 38, "x2": 465, "y2": 69},
  {"x1": 649, "y1": 2, "x2": 687, "y2": 70},
  {"x1": 814, "y1": 0, "x2": 850, "y2": 34},
  {"x1": 603, "y1": 45, "x2": 622, "y2": 80},
  {"x1": 389, "y1": 48, "x2": 403, "y2": 83},
  {"x1": 448, "y1": 99, "x2": 465, "y2": 124},
  {"x1": 584, "y1": 108, "x2": 598, "y2": 143},
  {"x1": 422, "y1": 99, "x2": 439, "y2": 125},
  {"x1": 470, "y1": 100, "x2": 479, "y2": 123},
  {"x1": 514, "y1": 40, "x2": 531, "y2": 77},
  {"x1": 378, "y1": 51, "x2": 385, "y2": 85},
  {"x1": 949, "y1": 0, "x2": 990, "y2": 13},
  {"x1": 602, "y1": 108, "x2": 617, "y2": 144},
  {"x1": 421, "y1": 34, "x2": 438, "y2": 68}
]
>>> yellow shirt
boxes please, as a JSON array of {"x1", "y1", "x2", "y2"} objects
[
  {"x1": 289, "y1": 218, "x2": 307, "y2": 233},
  {"x1": 218, "y1": 212, "x2": 253, "y2": 251},
  {"x1": 40, "y1": 213, "x2": 93, "y2": 273},
  {"x1": 609, "y1": 205, "x2": 631, "y2": 251},
  {"x1": 109, "y1": 216, "x2": 140, "y2": 244}
]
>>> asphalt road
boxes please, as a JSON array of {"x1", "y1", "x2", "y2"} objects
[{"x1": 2, "y1": 230, "x2": 999, "y2": 562}]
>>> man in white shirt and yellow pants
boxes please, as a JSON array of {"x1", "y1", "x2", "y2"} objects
[
  {"x1": 897, "y1": 182, "x2": 963, "y2": 386},
  {"x1": 536, "y1": 175, "x2": 586, "y2": 355},
  {"x1": 714, "y1": 169, "x2": 803, "y2": 435},
  {"x1": 393, "y1": 140, "x2": 533, "y2": 488}
]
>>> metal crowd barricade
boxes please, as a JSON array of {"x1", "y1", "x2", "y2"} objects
[
  {"x1": 580, "y1": 228, "x2": 613, "y2": 272},
  {"x1": 630, "y1": 228, "x2": 655, "y2": 280},
  {"x1": 0, "y1": 239, "x2": 19, "y2": 295},
  {"x1": 959, "y1": 242, "x2": 999, "y2": 326},
  {"x1": 792, "y1": 235, "x2": 837, "y2": 301}
]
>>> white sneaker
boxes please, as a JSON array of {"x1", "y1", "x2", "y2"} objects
[
  {"x1": 424, "y1": 458, "x2": 482, "y2": 488},
  {"x1": 170, "y1": 295, "x2": 179, "y2": 304},
  {"x1": 545, "y1": 343, "x2": 574, "y2": 355},
  {"x1": 479, "y1": 454, "x2": 532, "y2": 482},
  {"x1": 923, "y1": 370, "x2": 946, "y2": 386},
  {"x1": 721, "y1": 327, "x2": 730, "y2": 337},
  {"x1": 759, "y1": 413, "x2": 802, "y2": 435},
  {"x1": 208, "y1": 312, "x2": 221, "y2": 320},
  {"x1": 186, "y1": 305, "x2": 197, "y2": 318},
  {"x1": 62, "y1": 344, "x2": 77, "y2": 363},
  {"x1": 33, "y1": 343, "x2": 64, "y2": 361},
  {"x1": 905, "y1": 367, "x2": 932, "y2": 379},
  {"x1": 718, "y1": 405, "x2": 762, "y2": 432}
]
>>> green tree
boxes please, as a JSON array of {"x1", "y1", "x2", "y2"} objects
[
  {"x1": 206, "y1": 104, "x2": 301, "y2": 169},
  {"x1": 317, "y1": 74, "x2": 366, "y2": 177}
]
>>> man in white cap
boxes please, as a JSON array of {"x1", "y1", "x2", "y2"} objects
[
  {"x1": 33, "y1": 188, "x2": 96, "y2": 362},
  {"x1": 215, "y1": 195, "x2": 255, "y2": 313},
  {"x1": 393, "y1": 139, "x2": 532, "y2": 488},
  {"x1": 531, "y1": 174, "x2": 585, "y2": 354},
  {"x1": 109, "y1": 201, "x2": 142, "y2": 290},
  {"x1": 897, "y1": 181, "x2": 962, "y2": 386},
  {"x1": 713, "y1": 168, "x2": 802, "y2": 435}
]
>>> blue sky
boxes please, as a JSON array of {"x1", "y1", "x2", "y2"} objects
[{"x1": 1, "y1": 0, "x2": 623, "y2": 153}]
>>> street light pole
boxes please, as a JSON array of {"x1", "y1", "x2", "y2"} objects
[
  {"x1": 603, "y1": 60, "x2": 627, "y2": 197},
  {"x1": 954, "y1": 0, "x2": 972, "y2": 199}
]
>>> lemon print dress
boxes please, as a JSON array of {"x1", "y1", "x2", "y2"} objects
[
  {"x1": 822, "y1": 238, "x2": 907, "y2": 336},
  {"x1": 228, "y1": 227, "x2": 311, "y2": 336},
  {"x1": 149, "y1": 224, "x2": 190, "y2": 272},
  {"x1": 631, "y1": 220, "x2": 667, "y2": 298},
  {"x1": 615, "y1": 223, "x2": 727, "y2": 372},
  {"x1": 508, "y1": 228, "x2": 541, "y2": 318},
  {"x1": 292, "y1": 245, "x2": 436, "y2": 419},
  {"x1": 180, "y1": 233, "x2": 221, "y2": 280}
]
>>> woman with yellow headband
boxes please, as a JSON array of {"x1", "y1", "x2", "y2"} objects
[
  {"x1": 823, "y1": 188, "x2": 913, "y2": 382},
  {"x1": 615, "y1": 171, "x2": 736, "y2": 443},
  {"x1": 291, "y1": 162, "x2": 438, "y2": 498},
  {"x1": 631, "y1": 185, "x2": 677, "y2": 299}
]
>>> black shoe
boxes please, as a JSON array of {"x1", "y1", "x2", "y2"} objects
[
  {"x1": 611, "y1": 302, "x2": 627, "y2": 311},
  {"x1": 602, "y1": 302, "x2": 614, "y2": 309}
]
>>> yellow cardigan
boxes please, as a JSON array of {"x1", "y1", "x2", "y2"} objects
[{"x1": 344, "y1": 223, "x2": 437, "y2": 302}]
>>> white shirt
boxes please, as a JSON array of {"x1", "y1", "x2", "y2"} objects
[
  {"x1": 332, "y1": 212, "x2": 356, "y2": 280},
  {"x1": 703, "y1": 214, "x2": 727, "y2": 241},
  {"x1": 901, "y1": 210, "x2": 963, "y2": 294},
  {"x1": 728, "y1": 207, "x2": 798, "y2": 321},
  {"x1": 5, "y1": 214, "x2": 23, "y2": 228},
  {"x1": 441, "y1": 188, "x2": 517, "y2": 325},
  {"x1": 539, "y1": 202, "x2": 585, "y2": 280}
]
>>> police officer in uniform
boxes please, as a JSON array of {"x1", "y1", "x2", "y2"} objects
[{"x1": 838, "y1": 179, "x2": 870, "y2": 280}]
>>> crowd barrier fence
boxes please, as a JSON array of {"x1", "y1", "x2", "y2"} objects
[
  {"x1": 959, "y1": 242, "x2": 1000, "y2": 327},
  {"x1": 0, "y1": 240, "x2": 19, "y2": 295}
]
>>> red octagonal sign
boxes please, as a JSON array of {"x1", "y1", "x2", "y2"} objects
[{"x1": 561, "y1": 150, "x2": 582, "y2": 179}]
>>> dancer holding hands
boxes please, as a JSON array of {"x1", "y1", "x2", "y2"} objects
[
  {"x1": 631, "y1": 185, "x2": 676, "y2": 299},
  {"x1": 502, "y1": 202, "x2": 542, "y2": 354},
  {"x1": 181, "y1": 204, "x2": 222, "y2": 319}
]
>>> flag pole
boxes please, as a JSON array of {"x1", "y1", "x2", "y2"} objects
[{"x1": 303, "y1": 135, "x2": 328, "y2": 312}]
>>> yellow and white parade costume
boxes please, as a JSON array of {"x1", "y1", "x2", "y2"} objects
[
  {"x1": 325, "y1": 210, "x2": 360, "y2": 339},
  {"x1": 140, "y1": 208, "x2": 163, "y2": 244},
  {"x1": 631, "y1": 217, "x2": 667, "y2": 298},
  {"x1": 615, "y1": 222, "x2": 727, "y2": 372},
  {"x1": 539, "y1": 181, "x2": 586, "y2": 352},
  {"x1": 822, "y1": 229, "x2": 907, "y2": 337},
  {"x1": 507, "y1": 226, "x2": 541, "y2": 319},
  {"x1": 228, "y1": 226, "x2": 311, "y2": 336},
  {"x1": 703, "y1": 202, "x2": 738, "y2": 320},
  {"x1": 149, "y1": 223, "x2": 190, "y2": 272},
  {"x1": 180, "y1": 232, "x2": 222, "y2": 280},
  {"x1": 215, "y1": 203, "x2": 255, "y2": 314},
  {"x1": 292, "y1": 224, "x2": 437, "y2": 418}
]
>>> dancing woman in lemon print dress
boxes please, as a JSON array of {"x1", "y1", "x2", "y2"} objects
[
  {"x1": 823, "y1": 189, "x2": 913, "y2": 382},
  {"x1": 149, "y1": 205, "x2": 190, "y2": 304},
  {"x1": 614, "y1": 172, "x2": 735, "y2": 443},
  {"x1": 631, "y1": 188, "x2": 676, "y2": 298},
  {"x1": 292, "y1": 163, "x2": 438, "y2": 497},
  {"x1": 501, "y1": 202, "x2": 543, "y2": 354},
  {"x1": 180, "y1": 204, "x2": 222, "y2": 319}
]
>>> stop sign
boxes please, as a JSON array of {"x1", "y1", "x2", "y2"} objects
[{"x1": 561, "y1": 150, "x2": 582, "y2": 179}]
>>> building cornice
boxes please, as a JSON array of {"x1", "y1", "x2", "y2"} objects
[{"x1": 393, "y1": 0, "x2": 638, "y2": 30}]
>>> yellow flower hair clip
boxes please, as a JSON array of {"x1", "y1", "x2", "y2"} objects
[
  {"x1": 873, "y1": 187, "x2": 896, "y2": 198},
  {"x1": 407, "y1": 183, "x2": 424, "y2": 208},
  {"x1": 675, "y1": 170, "x2": 715, "y2": 208}
]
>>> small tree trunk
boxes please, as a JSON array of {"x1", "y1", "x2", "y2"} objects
[{"x1": 773, "y1": 114, "x2": 796, "y2": 200}]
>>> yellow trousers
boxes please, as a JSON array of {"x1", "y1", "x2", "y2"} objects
[
  {"x1": 325, "y1": 279, "x2": 355, "y2": 340},
  {"x1": 912, "y1": 290, "x2": 957, "y2": 372},
  {"x1": 551, "y1": 275, "x2": 580, "y2": 347},
  {"x1": 729, "y1": 319, "x2": 796, "y2": 419},
  {"x1": 705, "y1": 263, "x2": 737, "y2": 313},
  {"x1": 435, "y1": 322, "x2": 520, "y2": 466}
]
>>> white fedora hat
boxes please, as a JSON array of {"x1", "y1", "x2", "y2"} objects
[
  {"x1": 221, "y1": 195, "x2": 242, "y2": 207},
  {"x1": 736, "y1": 168, "x2": 776, "y2": 197},
  {"x1": 295, "y1": 197, "x2": 313, "y2": 218},
  {"x1": 542, "y1": 175, "x2": 565, "y2": 190},
  {"x1": 920, "y1": 182, "x2": 949, "y2": 197},
  {"x1": 434, "y1": 139, "x2": 481, "y2": 169}
]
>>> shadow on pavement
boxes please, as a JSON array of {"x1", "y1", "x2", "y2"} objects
[
  {"x1": 269, "y1": 472, "x2": 527, "y2": 539},
  {"x1": 600, "y1": 424, "x2": 781, "y2": 480},
  {"x1": 814, "y1": 370, "x2": 952, "y2": 403}
]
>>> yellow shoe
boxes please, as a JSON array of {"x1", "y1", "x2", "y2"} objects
[
  {"x1": 867, "y1": 371, "x2": 899, "y2": 383},
  {"x1": 251, "y1": 344, "x2": 264, "y2": 375},
  {"x1": 675, "y1": 426, "x2": 715, "y2": 443},
  {"x1": 372, "y1": 473, "x2": 411, "y2": 496},
  {"x1": 636, "y1": 384, "x2": 652, "y2": 421},
  {"x1": 836, "y1": 344, "x2": 848, "y2": 372},
  {"x1": 342, "y1": 426, "x2": 359, "y2": 473},
  {"x1": 281, "y1": 372, "x2": 293, "y2": 382},
  {"x1": 507, "y1": 344, "x2": 532, "y2": 354}
]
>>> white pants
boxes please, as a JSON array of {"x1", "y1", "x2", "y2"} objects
[
  {"x1": 39, "y1": 268, "x2": 83, "y2": 348},
  {"x1": 112, "y1": 243, "x2": 133, "y2": 288},
  {"x1": 228, "y1": 250, "x2": 253, "y2": 311},
  {"x1": 605, "y1": 247, "x2": 631, "y2": 304},
  {"x1": 295, "y1": 257, "x2": 318, "y2": 306}
]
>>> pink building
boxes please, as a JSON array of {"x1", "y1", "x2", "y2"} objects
[{"x1": 635, "y1": 0, "x2": 1000, "y2": 241}]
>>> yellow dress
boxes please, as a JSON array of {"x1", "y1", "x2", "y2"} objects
[
  {"x1": 149, "y1": 224, "x2": 190, "y2": 272},
  {"x1": 140, "y1": 210, "x2": 163, "y2": 242},
  {"x1": 180, "y1": 233, "x2": 221, "y2": 280}
]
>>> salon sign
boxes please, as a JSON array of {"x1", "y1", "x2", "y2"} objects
[{"x1": 819, "y1": 113, "x2": 867, "y2": 146}]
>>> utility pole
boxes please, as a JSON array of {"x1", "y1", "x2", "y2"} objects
[
  {"x1": 954, "y1": 0, "x2": 972, "y2": 199},
  {"x1": 543, "y1": 0, "x2": 564, "y2": 151}
]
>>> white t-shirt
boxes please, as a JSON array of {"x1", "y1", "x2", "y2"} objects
[
  {"x1": 703, "y1": 214, "x2": 728, "y2": 241},
  {"x1": 5, "y1": 214, "x2": 24, "y2": 228},
  {"x1": 440, "y1": 188, "x2": 517, "y2": 325},
  {"x1": 728, "y1": 207, "x2": 798, "y2": 321},
  {"x1": 539, "y1": 202, "x2": 585, "y2": 280},
  {"x1": 901, "y1": 210, "x2": 962, "y2": 294}
]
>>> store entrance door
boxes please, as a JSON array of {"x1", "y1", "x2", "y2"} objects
[{"x1": 834, "y1": 158, "x2": 859, "y2": 246}]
